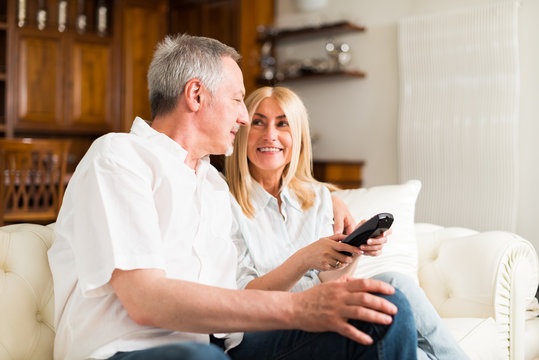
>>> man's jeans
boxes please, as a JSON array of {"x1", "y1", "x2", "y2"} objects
[
  {"x1": 109, "y1": 289, "x2": 417, "y2": 360},
  {"x1": 228, "y1": 288, "x2": 417, "y2": 360},
  {"x1": 373, "y1": 272, "x2": 470, "y2": 360}
]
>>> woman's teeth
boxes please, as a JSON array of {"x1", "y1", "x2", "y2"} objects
[{"x1": 259, "y1": 147, "x2": 281, "y2": 152}]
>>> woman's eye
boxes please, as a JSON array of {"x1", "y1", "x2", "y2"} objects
[
  {"x1": 251, "y1": 119, "x2": 263, "y2": 125},
  {"x1": 278, "y1": 121, "x2": 289, "y2": 127}
]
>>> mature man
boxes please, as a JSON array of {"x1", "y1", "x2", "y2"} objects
[{"x1": 48, "y1": 34, "x2": 417, "y2": 360}]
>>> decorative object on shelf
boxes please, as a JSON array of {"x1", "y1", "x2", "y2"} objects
[
  {"x1": 295, "y1": 0, "x2": 328, "y2": 12},
  {"x1": 37, "y1": 0, "x2": 47, "y2": 30},
  {"x1": 97, "y1": 0, "x2": 108, "y2": 36},
  {"x1": 58, "y1": 1, "x2": 67, "y2": 32},
  {"x1": 17, "y1": 0, "x2": 26, "y2": 27},
  {"x1": 257, "y1": 25, "x2": 277, "y2": 81},
  {"x1": 77, "y1": 0, "x2": 87, "y2": 33},
  {"x1": 325, "y1": 40, "x2": 352, "y2": 70},
  {"x1": 260, "y1": 40, "x2": 276, "y2": 80},
  {"x1": 337, "y1": 42, "x2": 351, "y2": 68}
]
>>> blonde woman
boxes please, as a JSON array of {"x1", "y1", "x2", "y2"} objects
[{"x1": 225, "y1": 86, "x2": 469, "y2": 360}]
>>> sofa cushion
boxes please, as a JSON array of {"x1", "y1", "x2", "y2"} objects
[
  {"x1": 334, "y1": 180, "x2": 421, "y2": 282},
  {"x1": 443, "y1": 317, "x2": 506, "y2": 360},
  {"x1": 0, "y1": 224, "x2": 55, "y2": 360}
]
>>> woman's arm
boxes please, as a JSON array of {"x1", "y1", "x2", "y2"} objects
[{"x1": 245, "y1": 234, "x2": 360, "y2": 291}]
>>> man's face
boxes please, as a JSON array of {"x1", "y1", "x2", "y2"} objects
[{"x1": 199, "y1": 57, "x2": 248, "y2": 156}]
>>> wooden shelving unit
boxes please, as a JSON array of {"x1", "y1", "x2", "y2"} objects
[
  {"x1": 259, "y1": 21, "x2": 365, "y2": 42},
  {"x1": 257, "y1": 21, "x2": 367, "y2": 85}
]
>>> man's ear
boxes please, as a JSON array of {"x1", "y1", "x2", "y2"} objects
[{"x1": 184, "y1": 78, "x2": 203, "y2": 112}]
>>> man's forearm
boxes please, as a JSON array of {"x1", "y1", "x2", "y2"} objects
[{"x1": 111, "y1": 268, "x2": 296, "y2": 333}]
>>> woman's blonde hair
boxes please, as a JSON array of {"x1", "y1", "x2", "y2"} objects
[{"x1": 226, "y1": 86, "x2": 335, "y2": 217}]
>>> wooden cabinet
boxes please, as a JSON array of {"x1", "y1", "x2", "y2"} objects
[
  {"x1": 13, "y1": 0, "x2": 116, "y2": 135},
  {"x1": 118, "y1": 0, "x2": 168, "y2": 131},
  {"x1": 0, "y1": 0, "x2": 168, "y2": 168},
  {"x1": 313, "y1": 160, "x2": 365, "y2": 189},
  {"x1": 0, "y1": 0, "x2": 10, "y2": 136}
]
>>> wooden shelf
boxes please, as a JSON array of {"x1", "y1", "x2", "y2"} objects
[
  {"x1": 258, "y1": 69, "x2": 366, "y2": 85},
  {"x1": 259, "y1": 21, "x2": 365, "y2": 42}
]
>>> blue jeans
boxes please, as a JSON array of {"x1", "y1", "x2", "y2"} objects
[
  {"x1": 228, "y1": 289, "x2": 417, "y2": 360},
  {"x1": 108, "y1": 289, "x2": 416, "y2": 360},
  {"x1": 372, "y1": 272, "x2": 470, "y2": 360},
  {"x1": 108, "y1": 342, "x2": 229, "y2": 360}
]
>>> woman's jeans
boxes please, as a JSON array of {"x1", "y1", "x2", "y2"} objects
[
  {"x1": 108, "y1": 288, "x2": 417, "y2": 360},
  {"x1": 373, "y1": 272, "x2": 470, "y2": 360}
]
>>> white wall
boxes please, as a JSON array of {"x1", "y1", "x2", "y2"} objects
[{"x1": 275, "y1": 0, "x2": 539, "y2": 253}]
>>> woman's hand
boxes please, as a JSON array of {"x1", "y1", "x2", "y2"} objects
[
  {"x1": 358, "y1": 228, "x2": 391, "y2": 257},
  {"x1": 298, "y1": 234, "x2": 362, "y2": 272}
]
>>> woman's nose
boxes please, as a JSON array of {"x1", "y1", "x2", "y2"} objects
[{"x1": 263, "y1": 126, "x2": 277, "y2": 141}]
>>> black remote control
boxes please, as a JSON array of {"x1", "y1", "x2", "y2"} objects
[{"x1": 340, "y1": 213, "x2": 394, "y2": 255}]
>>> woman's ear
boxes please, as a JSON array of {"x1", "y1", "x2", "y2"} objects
[{"x1": 184, "y1": 78, "x2": 203, "y2": 112}]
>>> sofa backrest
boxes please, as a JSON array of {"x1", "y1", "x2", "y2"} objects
[{"x1": 0, "y1": 224, "x2": 55, "y2": 360}]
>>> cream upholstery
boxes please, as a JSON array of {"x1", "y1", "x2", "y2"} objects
[
  {"x1": 0, "y1": 224, "x2": 55, "y2": 359},
  {"x1": 415, "y1": 223, "x2": 539, "y2": 360},
  {"x1": 0, "y1": 222, "x2": 537, "y2": 360}
]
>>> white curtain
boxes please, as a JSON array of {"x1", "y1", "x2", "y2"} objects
[{"x1": 398, "y1": 1, "x2": 520, "y2": 232}]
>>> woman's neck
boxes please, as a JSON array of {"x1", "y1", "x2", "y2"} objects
[{"x1": 251, "y1": 167, "x2": 283, "y2": 199}]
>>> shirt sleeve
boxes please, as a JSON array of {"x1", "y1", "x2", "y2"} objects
[{"x1": 67, "y1": 149, "x2": 165, "y2": 297}]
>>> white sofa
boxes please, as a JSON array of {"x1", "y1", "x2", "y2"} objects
[{"x1": 1, "y1": 182, "x2": 538, "y2": 359}]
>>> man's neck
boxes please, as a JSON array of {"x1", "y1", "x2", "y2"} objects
[{"x1": 152, "y1": 112, "x2": 204, "y2": 170}]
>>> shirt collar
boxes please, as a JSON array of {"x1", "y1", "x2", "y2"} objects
[
  {"x1": 250, "y1": 182, "x2": 303, "y2": 214},
  {"x1": 129, "y1": 117, "x2": 211, "y2": 171},
  {"x1": 281, "y1": 185, "x2": 303, "y2": 212}
]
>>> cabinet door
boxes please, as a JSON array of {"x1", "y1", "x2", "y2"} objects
[
  {"x1": 68, "y1": 38, "x2": 113, "y2": 131},
  {"x1": 17, "y1": 32, "x2": 63, "y2": 130},
  {"x1": 120, "y1": 0, "x2": 167, "y2": 131}
]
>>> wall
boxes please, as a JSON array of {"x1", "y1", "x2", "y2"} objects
[{"x1": 275, "y1": 0, "x2": 539, "y2": 253}]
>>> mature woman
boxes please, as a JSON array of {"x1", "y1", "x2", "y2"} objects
[{"x1": 225, "y1": 86, "x2": 469, "y2": 360}]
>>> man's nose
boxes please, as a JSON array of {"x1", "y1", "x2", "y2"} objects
[{"x1": 238, "y1": 104, "x2": 249, "y2": 126}]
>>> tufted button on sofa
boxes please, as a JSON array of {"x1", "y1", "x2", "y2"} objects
[{"x1": 1, "y1": 221, "x2": 538, "y2": 360}]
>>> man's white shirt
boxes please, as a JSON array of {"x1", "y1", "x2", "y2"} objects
[{"x1": 48, "y1": 117, "x2": 241, "y2": 360}]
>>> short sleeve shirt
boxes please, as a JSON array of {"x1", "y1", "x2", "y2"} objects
[
  {"x1": 231, "y1": 182, "x2": 334, "y2": 293},
  {"x1": 48, "y1": 118, "x2": 241, "y2": 360}
]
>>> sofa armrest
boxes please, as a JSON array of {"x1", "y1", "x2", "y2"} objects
[{"x1": 416, "y1": 223, "x2": 539, "y2": 360}]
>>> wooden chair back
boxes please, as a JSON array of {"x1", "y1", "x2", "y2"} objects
[{"x1": 0, "y1": 138, "x2": 71, "y2": 226}]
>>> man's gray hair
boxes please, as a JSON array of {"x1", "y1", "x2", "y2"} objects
[{"x1": 147, "y1": 34, "x2": 241, "y2": 119}]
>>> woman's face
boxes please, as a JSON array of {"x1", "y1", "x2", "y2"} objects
[{"x1": 247, "y1": 97, "x2": 293, "y2": 180}]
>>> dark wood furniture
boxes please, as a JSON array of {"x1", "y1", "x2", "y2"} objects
[
  {"x1": 313, "y1": 159, "x2": 365, "y2": 189},
  {"x1": 0, "y1": 138, "x2": 70, "y2": 225}
]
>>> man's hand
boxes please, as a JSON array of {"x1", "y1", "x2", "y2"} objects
[
  {"x1": 290, "y1": 277, "x2": 397, "y2": 345},
  {"x1": 331, "y1": 195, "x2": 356, "y2": 235}
]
